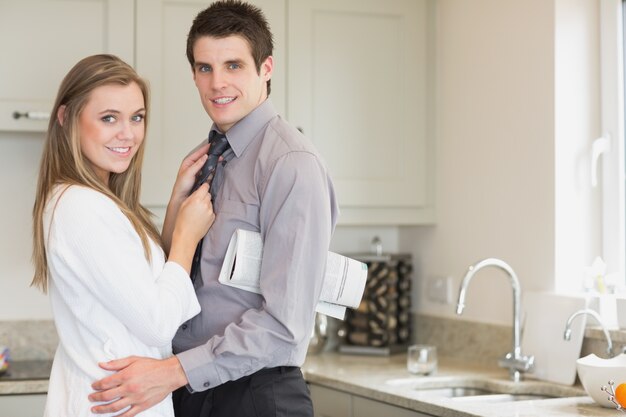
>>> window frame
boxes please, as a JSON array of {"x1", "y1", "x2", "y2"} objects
[{"x1": 598, "y1": 0, "x2": 626, "y2": 281}]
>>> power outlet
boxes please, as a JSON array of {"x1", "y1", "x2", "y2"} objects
[{"x1": 427, "y1": 276, "x2": 453, "y2": 304}]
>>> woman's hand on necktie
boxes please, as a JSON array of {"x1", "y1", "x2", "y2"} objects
[{"x1": 171, "y1": 142, "x2": 211, "y2": 201}]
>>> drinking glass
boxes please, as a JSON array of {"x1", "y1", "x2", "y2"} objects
[{"x1": 407, "y1": 344, "x2": 437, "y2": 375}]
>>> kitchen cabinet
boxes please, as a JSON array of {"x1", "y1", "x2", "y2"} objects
[
  {"x1": 310, "y1": 384, "x2": 351, "y2": 417},
  {"x1": 0, "y1": 0, "x2": 134, "y2": 132},
  {"x1": 309, "y1": 383, "x2": 434, "y2": 417},
  {"x1": 138, "y1": 0, "x2": 436, "y2": 226},
  {"x1": 287, "y1": 0, "x2": 435, "y2": 225},
  {"x1": 2, "y1": 0, "x2": 436, "y2": 226},
  {"x1": 0, "y1": 394, "x2": 46, "y2": 417},
  {"x1": 352, "y1": 396, "x2": 434, "y2": 417},
  {"x1": 136, "y1": 0, "x2": 286, "y2": 206}
]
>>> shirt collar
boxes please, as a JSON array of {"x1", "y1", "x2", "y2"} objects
[{"x1": 209, "y1": 99, "x2": 277, "y2": 158}]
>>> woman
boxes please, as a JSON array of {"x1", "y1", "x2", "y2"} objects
[{"x1": 31, "y1": 54, "x2": 213, "y2": 416}]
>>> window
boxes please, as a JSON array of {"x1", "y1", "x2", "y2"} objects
[{"x1": 598, "y1": 0, "x2": 625, "y2": 284}]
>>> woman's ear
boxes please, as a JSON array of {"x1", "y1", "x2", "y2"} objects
[{"x1": 56, "y1": 105, "x2": 66, "y2": 126}]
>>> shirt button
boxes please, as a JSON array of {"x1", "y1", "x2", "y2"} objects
[
  {"x1": 182, "y1": 324, "x2": 188, "y2": 330},
  {"x1": 204, "y1": 382, "x2": 210, "y2": 387}
]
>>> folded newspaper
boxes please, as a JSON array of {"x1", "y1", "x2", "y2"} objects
[{"x1": 218, "y1": 229, "x2": 368, "y2": 320}]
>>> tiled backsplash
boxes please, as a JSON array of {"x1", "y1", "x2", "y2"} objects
[
  {"x1": 415, "y1": 314, "x2": 626, "y2": 364},
  {"x1": 581, "y1": 327, "x2": 626, "y2": 358},
  {"x1": 0, "y1": 320, "x2": 57, "y2": 360},
  {"x1": 414, "y1": 314, "x2": 511, "y2": 366},
  {"x1": 1, "y1": 315, "x2": 623, "y2": 363}
]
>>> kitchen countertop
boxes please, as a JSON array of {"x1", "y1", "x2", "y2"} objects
[
  {"x1": 301, "y1": 352, "x2": 620, "y2": 417},
  {"x1": 0, "y1": 354, "x2": 620, "y2": 416},
  {"x1": 0, "y1": 360, "x2": 50, "y2": 394}
]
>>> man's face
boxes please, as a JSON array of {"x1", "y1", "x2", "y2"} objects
[{"x1": 192, "y1": 35, "x2": 273, "y2": 132}]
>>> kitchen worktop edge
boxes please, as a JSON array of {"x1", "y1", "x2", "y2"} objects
[{"x1": 301, "y1": 352, "x2": 617, "y2": 417}]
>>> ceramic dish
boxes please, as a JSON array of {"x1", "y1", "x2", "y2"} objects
[{"x1": 576, "y1": 353, "x2": 626, "y2": 408}]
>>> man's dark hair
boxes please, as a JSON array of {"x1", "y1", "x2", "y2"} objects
[{"x1": 187, "y1": 0, "x2": 274, "y2": 95}]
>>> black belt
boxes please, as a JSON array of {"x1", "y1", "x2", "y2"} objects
[{"x1": 254, "y1": 366, "x2": 299, "y2": 376}]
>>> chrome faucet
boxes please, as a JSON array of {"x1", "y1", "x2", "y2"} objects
[
  {"x1": 563, "y1": 308, "x2": 613, "y2": 357},
  {"x1": 456, "y1": 258, "x2": 534, "y2": 382}
]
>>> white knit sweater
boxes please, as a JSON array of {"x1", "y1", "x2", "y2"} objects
[{"x1": 42, "y1": 185, "x2": 201, "y2": 417}]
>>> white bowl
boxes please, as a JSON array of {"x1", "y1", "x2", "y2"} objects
[{"x1": 576, "y1": 353, "x2": 626, "y2": 408}]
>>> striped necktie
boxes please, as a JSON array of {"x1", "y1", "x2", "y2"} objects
[
  {"x1": 190, "y1": 131, "x2": 230, "y2": 198},
  {"x1": 190, "y1": 131, "x2": 231, "y2": 282}
]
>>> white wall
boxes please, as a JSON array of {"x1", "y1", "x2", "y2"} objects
[
  {"x1": 0, "y1": 132, "x2": 50, "y2": 319},
  {"x1": 400, "y1": 0, "x2": 602, "y2": 326}
]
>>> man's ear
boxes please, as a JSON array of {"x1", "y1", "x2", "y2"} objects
[
  {"x1": 261, "y1": 56, "x2": 274, "y2": 81},
  {"x1": 57, "y1": 105, "x2": 66, "y2": 126}
]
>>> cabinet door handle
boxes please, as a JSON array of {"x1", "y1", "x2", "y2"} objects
[{"x1": 12, "y1": 111, "x2": 50, "y2": 121}]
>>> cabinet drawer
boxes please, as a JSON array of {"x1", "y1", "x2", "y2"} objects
[
  {"x1": 0, "y1": 394, "x2": 47, "y2": 417},
  {"x1": 310, "y1": 384, "x2": 351, "y2": 417},
  {"x1": 352, "y1": 396, "x2": 433, "y2": 417}
]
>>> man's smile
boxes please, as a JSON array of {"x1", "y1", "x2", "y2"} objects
[{"x1": 212, "y1": 96, "x2": 236, "y2": 105}]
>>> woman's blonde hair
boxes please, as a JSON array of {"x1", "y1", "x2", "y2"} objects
[{"x1": 31, "y1": 54, "x2": 162, "y2": 292}]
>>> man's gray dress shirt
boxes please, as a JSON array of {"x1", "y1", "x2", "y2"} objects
[{"x1": 173, "y1": 99, "x2": 339, "y2": 392}]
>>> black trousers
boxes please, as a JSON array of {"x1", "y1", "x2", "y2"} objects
[{"x1": 173, "y1": 366, "x2": 313, "y2": 417}]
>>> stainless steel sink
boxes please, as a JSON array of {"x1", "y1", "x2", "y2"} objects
[
  {"x1": 385, "y1": 376, "x2": 586, "y2": 403},
  {"x1": 418, "y1": 387, "x2": 494, "y2": 397},
  {"x1": 412, "y1": 386, "x2": 555, "y2": 402},
  {"x1": 455, "y1": 393, "x2": 555, "y2": 403}
]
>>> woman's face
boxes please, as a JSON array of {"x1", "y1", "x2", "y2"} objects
[{"x1": 78, "y1": 82, "x2": 146, "y2": 183}]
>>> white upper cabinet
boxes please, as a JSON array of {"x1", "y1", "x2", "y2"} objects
[
  {"x1": 287, "y1": 0, "x2": 435, "y2": 225},
  {"x1": 0, "y1": 0, "x2": 134, "y2": 132},
  {"x1": 2, "y1": 0, "x2": 434, "y2": 226},
  {"x1": 136, "y1": 0, "x2": 286, "y2": 206}
]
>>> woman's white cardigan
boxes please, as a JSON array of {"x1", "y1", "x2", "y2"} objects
[{"x1": 43, "y1": 185, "x2": 200, "y2": 417}]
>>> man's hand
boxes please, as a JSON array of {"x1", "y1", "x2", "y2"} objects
[{"x1": 89, "y1": 355, "x2": 188, "y2": 416}]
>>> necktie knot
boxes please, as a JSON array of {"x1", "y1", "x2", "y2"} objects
[
  {"x1": 208, "y1": 132, "x2": 230, "y2": 157},
  {"x1": 190, "y1": 131, "x2": 231, "y2": 195}
]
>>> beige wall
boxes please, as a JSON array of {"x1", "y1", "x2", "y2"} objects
[{"x1": 401, "y1": 0, "x2": 602, "y2": 325}]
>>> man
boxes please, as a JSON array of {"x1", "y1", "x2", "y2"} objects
[{"x1": 88, "y1": 1, "x2": 338, "y2": 416}]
